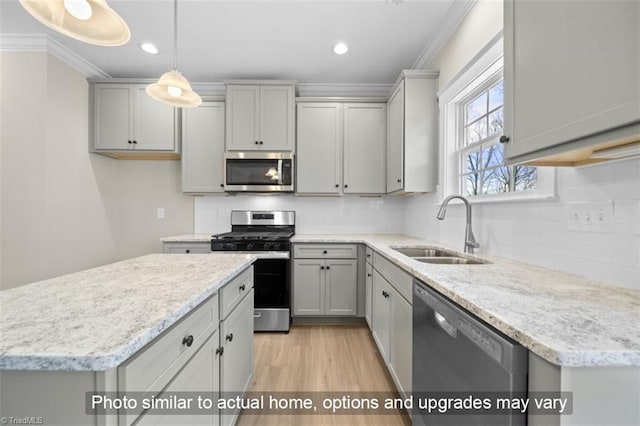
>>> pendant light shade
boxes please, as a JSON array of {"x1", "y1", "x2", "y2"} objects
[
  {"x1": 147, "y1": 0, "x2": 201, "y2": 108},
  {"x1": 146, "y1": 70, "x2": 202, "y2": 108},
  {"x1": 19, "y1": 0, "x2": 130, "y2": 46}
]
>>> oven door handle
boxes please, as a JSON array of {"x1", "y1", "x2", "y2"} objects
[{"x1": 254, "y1": 311, "x2": 262, "y2": 318}]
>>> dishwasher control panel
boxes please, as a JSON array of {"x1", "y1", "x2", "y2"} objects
[{"x1": 458, "y1": 317, "x2": 503, "y2": 364}]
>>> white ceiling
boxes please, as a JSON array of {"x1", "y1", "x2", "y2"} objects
[{"x1": 0, "y1": 0, "x2": 468, "y2": 85}]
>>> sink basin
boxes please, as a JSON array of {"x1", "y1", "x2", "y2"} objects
[
  {"x1": 414, "y1": 256, "x2": 488, "y2": 265},
  {"x1": 392, "y1": 246, "x2": 455, "y2": 258}
]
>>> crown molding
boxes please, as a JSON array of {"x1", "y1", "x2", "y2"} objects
[
  {"x1": 297, "y1": 83, "x2": 393, "y2": 97},
  {"x1": 0, "y1": 34, "x2": 110, "y2": 78},
  {"x1": 411, "y1": 0, "x2": 477, "y2": 70}
]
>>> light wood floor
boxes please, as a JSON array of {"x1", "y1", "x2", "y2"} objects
[{"x1": 237, "y1": 323, "x2": 411, "y2": 426}]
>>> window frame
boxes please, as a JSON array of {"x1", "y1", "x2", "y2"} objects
[{"x1": 437, "y1": 35, "x2": 556, "y2": 204}]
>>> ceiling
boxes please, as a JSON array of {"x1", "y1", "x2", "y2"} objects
[{"x1": 0, "y1": 0, "x2": 468, "y2": 86}]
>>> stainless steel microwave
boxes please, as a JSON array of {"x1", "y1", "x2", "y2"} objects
[{"x1": 224, "y1": 152, "x2": 294, "y2": 192}]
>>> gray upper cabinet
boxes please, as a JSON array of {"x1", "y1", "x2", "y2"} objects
[
  {"x1": 91, "y1": 83, "x2": 178, "y2": 158},
  {"x1": 386, "y1": 71, "x2": 438, "y2": 194},
  {"x1": 181, "y1": 100, "x2": 225, "y2": 193},
  {"x1": 296, "y1": 101, "x2": 386, "y2": 195},
  {"x1": 503, "y1": 0, "x2": 640, "y2": 166},
  {"x1": 225, "y1": 82, "x2": 295, "y2": 151}
]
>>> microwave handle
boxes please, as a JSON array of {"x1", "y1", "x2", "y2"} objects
[{"x1": 278, "y1": 159, "x2": 283, "y2": 185}]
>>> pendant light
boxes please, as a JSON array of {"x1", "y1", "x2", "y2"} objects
[
  {"x1": 146, "y1": 0, "x2": 202, "y2": 108},
  {"x1": 19, "y1": 0, "x2": 130, "y2": 46}
]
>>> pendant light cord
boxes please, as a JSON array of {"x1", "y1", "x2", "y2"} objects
[{"x1": 173, "y1": 0, "x2": 178, "y2": 70}]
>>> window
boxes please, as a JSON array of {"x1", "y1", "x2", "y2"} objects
[
  {"x1": 459, "y1": 79, "x2": 537, "y2": 197},
  {"x1": 438, "y1": 36, "x2": 554, "y2": 203}
]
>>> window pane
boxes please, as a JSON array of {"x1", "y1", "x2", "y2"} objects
[
  {"x1": 464, "y1": 173, "x2": 480, "y2": 196},
  {"x1": 489, "y1": 81, "x2": 504, "y2": 110},
  {"x1": 481, "y1": 143, "x2": 503, "y2": 168},
  {"x1": 513, "y1": 166, "x2": 538, "y2": 191},
  {"x1": 465, "y1": 118, "x2": 487, "y2": 144},
  {"x1": 465, "y1": 150, "x2": 481, "y2": 174},
  {"x1": 481, "y1": 167, "x2": 510, "y2": 194},
  {"x1": 488, "y1": 107, "x2": 504, "y2": 137},
  {"x1": 466, "y1": 92, "x2": 487, "y2": 123}
]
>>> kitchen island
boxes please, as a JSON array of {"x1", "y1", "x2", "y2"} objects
[{"x1": 0, "y1": 253, "x2": 257, "y2": 426}]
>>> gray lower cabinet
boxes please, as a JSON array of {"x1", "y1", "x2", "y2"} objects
[
  {"x1": 181, "y1": 100, "x2": 225, "y2": 193},
  {"x1": 365, "y1": 262, "x2": 373, "y2": 327},
  {"x1": 220, "y1": 288, "x2": 254, "y2": 426},
  {"x1": 163, "y1": 242, "x2": 211, "y2": 254},
  {"x1": 293, "y1": 251, "x2": 357, "y2": 317},
  {"x1": 369, "y1": 251, "x2": 412, "y2": 398}
]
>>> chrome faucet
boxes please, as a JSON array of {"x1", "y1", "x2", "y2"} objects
[{"x1": 437, "y1": 195, "x2": 480, "y2": 254}]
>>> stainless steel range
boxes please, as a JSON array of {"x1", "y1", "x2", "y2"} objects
[{"x1": 211, "y1": 210, "x2": 294, "y2": 332}]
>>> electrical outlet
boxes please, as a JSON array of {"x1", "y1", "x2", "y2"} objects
[{"x1": 157, "y1": 208, "x2": 165, "y2": 219}]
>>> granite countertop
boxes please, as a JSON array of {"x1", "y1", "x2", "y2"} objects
[
  {"x1": 291, "y1": 234, "x2": 640, "y2": 368},
  {"x1": 0, "y1": 253, "x2": 256, "y2": 371}
]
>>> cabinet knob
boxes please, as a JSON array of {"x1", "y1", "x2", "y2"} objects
[
  {"x1": 326, "y1": 266, "x2": 330, "y2": 270},
  {"x1": 255, "y1": 141, "x2": 259, "y2": 145},
  {"x1": 323, "y1": 250, "x2": 328, "y2": 254},
  {"x1": 239, "y1": 284, "x2": 246, "y2": 292},
  {"x1": 366, "y1": 254, "x2": 371, "y2": 258},
  {"x1": 259, "y1": 141, "x2": 264, "y2": 145},
  {"x1": 499, "y1": 135, "x2": 510, "y2": 144},
  {"x1": 367, "y1": 273, "x2": 372, "y2": 277},
  {"x1": 320, "y1": 266, "x2": 325, "y2": 270},
  {"x1": 220, "y1": 184, "x2": 224, "y2": 188},
  {"x1": 344, "y1": 184, "x2": 348, "y2": 188},
  {"x1": 185, "y1": 249, "x2": 190, "y2": 254},
  {"x1": 132, "y1": 140, "x2": 137, "y2": 144},
  {"x1": 335, "y1": 184, "x2": 339, "y2": 188},
  {"x1": 397, "y1": 179, "x2": 402, "y2": 183},
  {"x1": 382, "y1": 291, "x2": 389, "y2": 299},
  {"x1": 226, "y1": 333, "x2": 234, "y2": 342},
  {"x1": 182, "y1": 335, "x2": 194, "y2": 347},
  {"x1": 127, "y1": 140, "x2": 132, "y2": 144},
  {"x1": 215, "y1": 347, "x2": 224, "y2": 356}
]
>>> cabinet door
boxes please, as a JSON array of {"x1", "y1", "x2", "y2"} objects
[
  {"x1": 220, "y1": 289, "x2": 254, "y2": 426},
  {"x1": 296, "y1": 103, "x2": 342, "y2": 194},
  {"x1": 136, "y1": 331, "x2": 219, "y2": 426},
  {"x1": 182, "y1": 101, "x2": 225, "y2": 193},
  {"x1": 325, "y1": 259, "x2": 357, "y2": 316},
  {"x1": 343, "y1": 103, "x2": 386, "y2": 194},
  {"x1": 292, "y1": 259, "x2": 325, "y2": 315},
  {"x1": 225, "y1": 85, "x2": 260, "y2": 151},
  {"x1": 504, "y1": 0, "x2": 640, "y2": 161},
  {"x1": 133, "y1": 86, "x2": 176, "y2": 150},
  {"x1": 386, "y1": 82, "x2": 404, "y2": 193},
  {"x1": 371, "y1": 270, "x2": 391, "y2": 362},
  {"x1": 389, "y1": 287, "x2": 412, "y2": 398},
  {"x1": 260, "y1": 85, "x2": 294, "y2": 151},
  {"x1": 365, "y1": 262, "x2": 373, "y2": 328},
  {"x1": 93, "y1": 84, "x2": 132, "y2": 150}
]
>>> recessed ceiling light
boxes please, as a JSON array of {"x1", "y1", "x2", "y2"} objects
[
  {"x1": 140, "y1": 42, "x2": 159, "y2": 55},
  {"x1": 333, "y1": 42, "x2": 349, "y2": 55}
]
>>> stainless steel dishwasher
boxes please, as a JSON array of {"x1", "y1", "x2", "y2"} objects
[{"x1": 413, "y1": 279, "x2": 528, "y2": 426}]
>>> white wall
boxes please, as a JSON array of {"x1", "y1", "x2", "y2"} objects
[
  {"x1": 408, "y1": 0, "x2": 640, "y2": 290},
  {"x1": 0, "y1": 52, "x2": 195, "y2": 289},
  {"x1": 195, "y1": 195, "x2": 405, "y2": 235}
]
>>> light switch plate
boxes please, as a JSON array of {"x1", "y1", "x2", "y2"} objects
[
  {"x1": 634, "y1": 200, "x2": 640, "y2": 235},
  {"x1": 157, "y1": 208, "x2": 165, "y2": 219},
  {"x1": 566, "y1": 201, "x2": 613, "y2": 233}
]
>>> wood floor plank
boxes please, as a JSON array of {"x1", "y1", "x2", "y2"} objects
[{"x1": 237, "y1": 324, "x2": 411, "y2": 426}]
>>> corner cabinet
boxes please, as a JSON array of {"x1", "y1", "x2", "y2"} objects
[
  {"x1": 386, "y1": 71, "x2": 438, "y2": 194},
  {"x1": 292, "y1": 244, "x2": 358, "y2": 316},
  {"x1": 181, "y1": 100, "x2": 226, "y2": 193},
  {"x1": 90, "y1": 82, "x2": 179, "y2": 159},
  {"x1": 225, "y1": 81, "x2": 295, "y2": 151},
  {"x1": 296, "y1": 100, "x2": 386, "y2": 195},
  {"x1": 503, "y1": 0, "x2": 640, "y2": 166}
]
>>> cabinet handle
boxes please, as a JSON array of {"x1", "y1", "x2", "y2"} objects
[
  {"x1": 215, "y1": 347, "x2": 224, "y2": 356},
  {"x1": 226, "y1": 333, "x2": 234, "y2": 342},
  {"x1": 239, "y1": 284, "x2": 246, "y2": 292},
  {"x1": 182, "y1": 335, "x2": 194, "y2": 347},
  {"x1": 366, "y1": 254, "x2": 371, "y2": 258},
  {"x1": 382, "y1": 291, "x2": 389, "y2": 299},
  {"x1": 323, "y1": 250, "x2": 328, "y2": 254},
  {"x1": 185, "y1": 249, "x2": 190, "y2": 254},
  {"x1": 499, "y1": 135, "x2": 510, "y2": 144}
]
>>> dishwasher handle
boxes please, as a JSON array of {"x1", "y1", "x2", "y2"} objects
[{"x1": 434, "y1": 311, "x2": 458, "y2": 339}]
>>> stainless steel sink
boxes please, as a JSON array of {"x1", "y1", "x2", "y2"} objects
[
  {"x1": 413, "y1": 257, "x2": 488, "y2": 265},
  {"x1": 391, "y1": 246, "x2": 490, "y2": 265},
  {"x1": 392, "y1": 247, "x2": 455, "y2": 258}
]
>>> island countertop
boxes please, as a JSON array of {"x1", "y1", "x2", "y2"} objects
[{"x1": 0, "y1": 253, "x2": 255, "y2": 371}]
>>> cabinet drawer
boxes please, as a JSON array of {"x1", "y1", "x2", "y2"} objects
[
  {"x1": 220, "y1": 266, "x2": 254, "y2": 320},
  {"x1": 373, "y1": 252, "x2": 412, "y2": 304},
  {"x1": 118, "y1": 293, "x2": 218, "y2": 395},
  {"x1": 294, "y1": 244, "x2": 357, "y2": 259},
  {"x1": 163, "y1": 242, "x2": 211, "y2": 254},
  {"x1": 366, "y1": 247, "x2": 373, "y2": 264}
]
